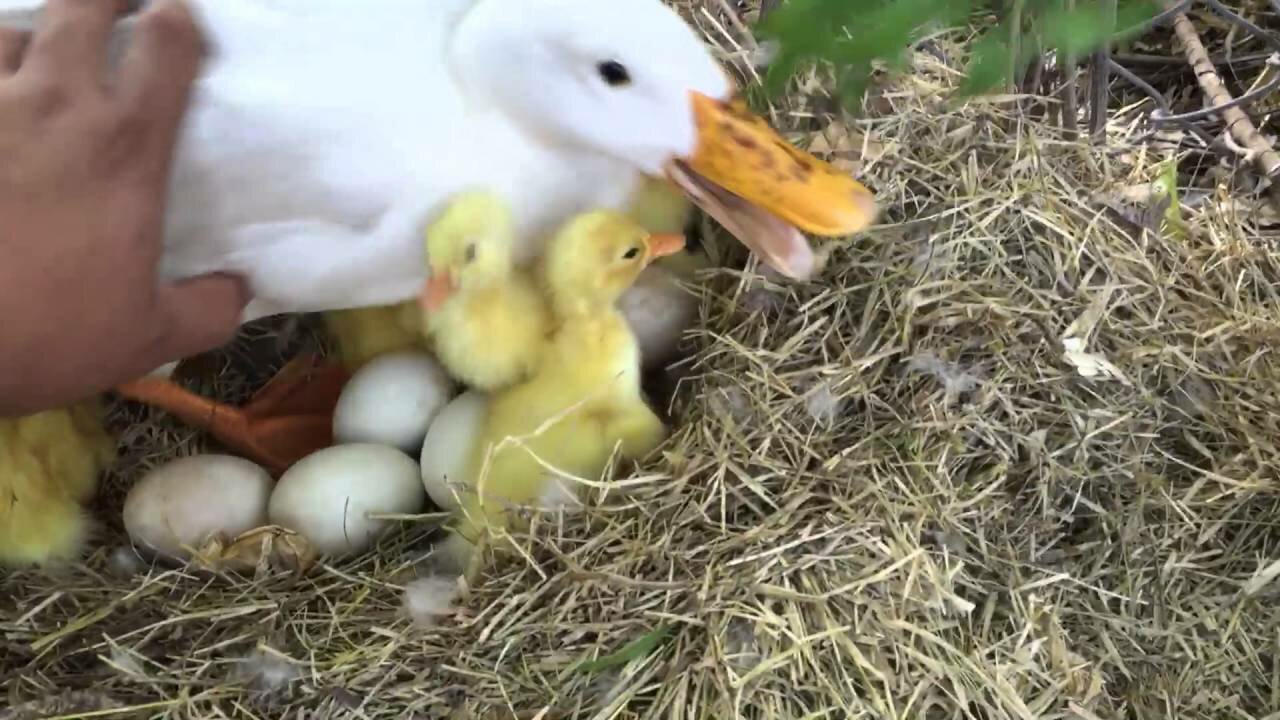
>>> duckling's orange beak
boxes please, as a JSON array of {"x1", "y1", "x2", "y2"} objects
[
  {"x1": 646, "y1": 232, "x2": 686, "y2": 260},
  {"x1": 420, "y1": 271, "x2": 458, "y2": 313},
  {"x1": 667, "y1": 92, "x2": 878, "y2": 280}
]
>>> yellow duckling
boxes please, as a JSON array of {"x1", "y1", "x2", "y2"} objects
[
  {"x1": 0, "y1": 399, "x2": 116, "y2": 566},
  {"x1": 325, "y1": 178, "x2": 699, "y2": 380},
  {"x1": 418, "y1": 191, "x2": 553, "y2": 391},
  {"x1": 322, "y1": 302, "x2": 425, "y2": 372},
  {"x1": 330, "y1": 178, "x2": 700, "y2": 378},
  {"x1": 620, "y1": 176, "x2": 714, "y2": 369},
  {"x1": 443, "y1": 210, "x2": 684, "y2": 568},
  {"x1": 627, "y1": 175, "x2": 694, "y2": 237}
]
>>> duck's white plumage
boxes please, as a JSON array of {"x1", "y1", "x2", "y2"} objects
[{"x1": 134, "y1": 0, "x2": 730, "y2": 321}]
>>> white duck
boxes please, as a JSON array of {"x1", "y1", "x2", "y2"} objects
[{"x1": 1, "y1": 0, "x2": 875, "y2": 537}]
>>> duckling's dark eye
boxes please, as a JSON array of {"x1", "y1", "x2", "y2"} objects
[
  {"x1": 622, "y1": 247, "x2": 641, "y2": 260},
  {"x1": 597, "y1": 60, "x2": 631, "y2": 87},
  {"x1": 464, "y1": 244, "x2": 477, "y2": 263}
]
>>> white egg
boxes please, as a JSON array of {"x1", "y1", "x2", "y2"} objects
[
  {"x1": 123, "y1": 454, "x2": 273, "y2": 562},
  {"x1": 420, "y1": 390, "x2": 488, "y2": 511},
  {"x1": 332, "y1": 351, "x2": 457, "y2": 453},
  {"x1": 268, "y1": 443, "x2": 425, "y2": 556}
]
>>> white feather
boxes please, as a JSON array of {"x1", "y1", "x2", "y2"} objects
[{"x1": 403, "y1": 576, "x2": 461, "y2": 628}]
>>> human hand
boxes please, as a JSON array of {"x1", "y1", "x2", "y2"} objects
[{"x1": 0, "y1": 0, "x2": 248, "y2": 416}]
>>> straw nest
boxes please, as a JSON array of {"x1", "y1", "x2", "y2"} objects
[{"x1": 5, "y1": 3, "x2": 1280, "y2": 719}]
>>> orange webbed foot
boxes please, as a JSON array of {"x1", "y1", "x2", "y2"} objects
[{"x1": 114, "y1": 355, "x2": 351, "y2": 476}]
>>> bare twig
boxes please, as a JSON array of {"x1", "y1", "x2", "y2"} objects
[
  {"x1": 1108, "y1": 59, "x2": 1222, "y2": 148},
  {"x1": 1061, "y1": 62, "x2": 1081, "y2": 140},
  {"x1": 1089, "y1": 51, "x2": 1111, "y2": 139},
  {"x1": 1171, "y1": 10, "x2": 1280, "y2": 183},
  {"x1": 1088, "y1": 0, "x2": 1119, "y2": 139},
  {"x1": 1128, "y1": 0, "x2": 1193, "y2": 31},
  {"x1": 1058, "y1": 0, "x2": 1080, "y2": 139},
  {"x1": 1200, "y1": 0, "x2": 1280, "y2": 53},
  {"x1": 713, "y1": 0, "x2": 760, "y2": 50},
  {"x1": 1114, "y1": 51, "x2": 1274, "y2": 67},
  {"x1": 1152, "y1": 56, "x2": 1280, "y2": 123}
]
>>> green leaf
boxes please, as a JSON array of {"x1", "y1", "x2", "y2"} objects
[
  {"x1": 753, "y1": 0, "x2": 1161, "y2": 110},
  {"x1": 1037, "y1": 0, "x2": 1158, "y2": 58},
  {"x1": 957, "y1": 29, "x2": 1014, "y2": 95},
  {"x1": 572, "y1": 624, "x2": 674, "y2": 674},
  {"x1": 1152, "y1": 158, "x2": 1185, "y2": 239},
  {"x1": 956, "y1": 13, "x2": 1044, "y2": 98}
]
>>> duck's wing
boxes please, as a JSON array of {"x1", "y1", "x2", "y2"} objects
[{"x1": 213, "y1": 216, "x2": 431, "y2": 323}]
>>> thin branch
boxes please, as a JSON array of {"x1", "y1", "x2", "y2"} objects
[
  {"x1": 1113, "y1": 51, "x2": 1274, "y2": 67},
  {"x1": 1108, "y1": 58, "x2": 1221, "y2": 147},
  {"x1": 1060, "y1": 62, "x2": 1080, "y2": 140},
  {"x1": 713, "y1": 0, "x2": 760, "y2": 50},
  {"x1": 1088, "y1": 0, "x2": 1119, "y2": 140},
  {"x1": 1171, "y1": 8, "x2": 1280, "y2": 187},
  {"x1": 1089, "y1": 50, "x2": 1111, "y2": 139},
  {"x1": 1152, "y1": 56, "x2": 1280, "y2": 123},
  {"x1": 1125, "y1": 0, "x2": 1194, "y2": 33},
  {"x1": 1200, "y1": 0, "x2": 1280, "y2": 53}
]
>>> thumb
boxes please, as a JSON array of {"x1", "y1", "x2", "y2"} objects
[{"x1": 152, "y1": 272, "x2": 250, "y2": 361}]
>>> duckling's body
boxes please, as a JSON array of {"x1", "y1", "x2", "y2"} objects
[
  {"x1": 331, "y1": 180, "x2": 704, "y2": 383},
  {"x1": 620, "y1": 177, "x2": 711, "y2": 369},
  {"x1": 419, "y1": 192, "x2": 552, "y2": 391},
  {"x1": 475, "y1": 310, "x2": 660, "y2": 494},
  {"x1": 0, "y1": 400, "x2": 116, "y2": 566},
  {"x1": 448, "y1": 211, "x2": 680, "y2": 555},
  {"x1": 426, "y1": 284, "x2": 549, "y2": 390},
  {"x1": 322, "y1": 302, "x2": 425, "y2": 372}
]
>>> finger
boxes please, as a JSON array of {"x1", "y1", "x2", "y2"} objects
[
  {"x1": 22, "y1": 0, "x2": 129, "y2": 88},
  {"x1": 0, "y1": 27, "x2": 29, "y2": 75},
  {"x1": 151, "y1": 272, "x2": 250, "y2": 361},
  {"x1": 115, "y1": 0, "x2": 204, "y2": 182}
]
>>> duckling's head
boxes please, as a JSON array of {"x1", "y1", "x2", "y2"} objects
[
  {"x1": 450, "y1": 0, "x2": 877, "y2": 282},
  {"x1": 542, "y1": 210, "x2": 685, "y2": 315},
  {"x1": 421, "y1": 191, "x2": 516, "y2": 312}
]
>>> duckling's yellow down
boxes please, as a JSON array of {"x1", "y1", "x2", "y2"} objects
[
  {"x1": 448, "y1": 210, "x2": 675, "y2": 556},
  {"x1": 321, "y1": 178, "x2": 698, "y2": 378},
  {"x1": 322, "y1": 302, "x2": 426, "y2": 372},
  {"x1": 626, "y1": 175, "x2": 712, "y2": 278},
  {"x1": 0, "y1": 400, "x2": 116, "y2": 566},
  {"x1": 420, "y1": 191, "x2": 552, "y2": 391}
]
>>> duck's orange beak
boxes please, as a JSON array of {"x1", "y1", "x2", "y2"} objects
[
  {"x1": 420, "y1": 270, "x2": 458, "y2": 313},
  {"x1": 646, "y1": 232, "x2": 686, "y2": 261},
  {"x1": 666, "y1": 92, "x2": 877, "y2": 280}
]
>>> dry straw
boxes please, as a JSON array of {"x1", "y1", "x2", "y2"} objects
[{"x1": 4, "y1": 2, "x2": 1280, "y2": 718}]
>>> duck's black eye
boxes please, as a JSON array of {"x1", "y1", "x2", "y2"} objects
[
  {"x1": 622, "y1": 247, "x2": 641, "y2": 260},
  {"x1": 597, "y1": 60, "x2": 631, "y2": 87},
  {"x1": 464, "y1": 244, "x2": 477, "y2": 263}
]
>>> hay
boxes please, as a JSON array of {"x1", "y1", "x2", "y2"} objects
[{"x1": 5, "y1": 4, "x2": 1280, "y2": 718}]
